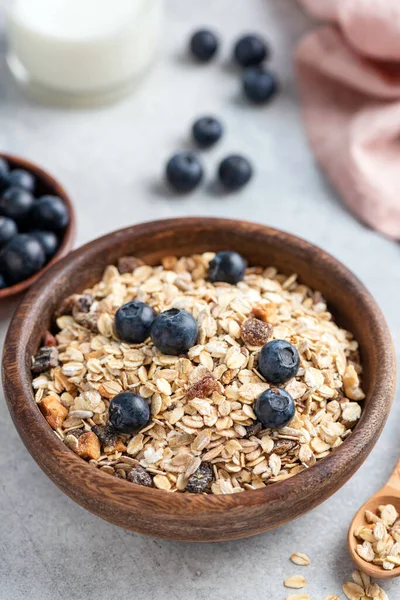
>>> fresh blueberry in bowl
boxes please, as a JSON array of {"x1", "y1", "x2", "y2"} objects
[
  {"x1": 190, "y1": 29, "x2": 219, "y2": 62},
  {"x1": 254, "y1": 388, "x2": 295, "y2": 429},
  {"x1": 0, "y1": 217, "x2": 18, "y2": 249},
  {"x1": 0, "y1": 158, "x2": 10, "y2": 191},
  {"x1": 115, "y1": 300, "x2": 157, "y2": 344},
  {"x1": 151, "y1": 308, "x2": 198, "y2": 355},
  {"x1": 0, "y1": 187, "x2": 34, "y2": 221},
  {"x1": 30, "y1": 230, "x2": 59, "y2": 260},
  {"x1": 8, "y1": 168, "x2": 36, "y2": 192},
  {"x1": 208, "y1": 251, "x2": 247, "y2": 284},
  {"x1": 31, "y1": 195, "x2": 70, "y2": 231},
  {"x1": 192, "y1": 116, "x2": 223, "y2": 148},
  {"x1": 243, "y1": 67, "x2": 278, "y2": 104},
  {"x1": 234, "y1": 34, "x2": 269, "y2": 67},
  {"x1": 258, "y1": 339, "x2": 300, "y2": 384},
  {"x1": 166, "y1": 152, "x2": 204, "y2": 193},
  {"x1": 0, "y1": 234, "x2": 46, "y2": 284},
  {"x1": 109, "y1": 392, "x2": 150, "y2": 434},
  {"x1": 218, "y1": 155, "x2": 253, "y2": 191}
]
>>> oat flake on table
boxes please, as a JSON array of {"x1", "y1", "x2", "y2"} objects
[{"x1": 32, "y1": 252, "x2": 365, "y2": 494}]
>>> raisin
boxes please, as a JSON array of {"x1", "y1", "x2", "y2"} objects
[
  {"x1": 272, "y1": 439, "x2": 297, "y2": 455},
  {"x1": 43, "y1": 330, "x2": 57, "y2": 347},
  {"x1": 67, "y1": 428, "x2": 85, "y2": 438},
  {"x1": 241, "y1": 317, "x2": 272, "y2": 347},
  {"x1": 245, "y1": 422, "x2": 262, "y2": 438},
  {"x1": 186, "y1": 373, "x2": 220, "y2": 400},
  {"x1": 185, "y1": 462, "x2": 213, "y2": 493},
  {"x1": 127, "y1": 465, "x2": 153, "y2": 487},
  {"x1": 31, "y1": 346, "x2": 59, "y2": 374},
  {"x1": 117, "y1": 256, "x2": 144, "y2": 274},
  {"x1": 92, "y1": 424, "x2": 118, "y2": 446}
]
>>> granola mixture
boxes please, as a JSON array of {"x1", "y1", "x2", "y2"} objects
[
  {"x1": 354, "y1": 504, "x2": 400, "y2": 570},
  {"x1": 31, "y1": 252, "x2": 365, "y2": 495}
]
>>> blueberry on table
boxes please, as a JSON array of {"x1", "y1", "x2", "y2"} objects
[
  {"x1": 254, "y1": 387, "x2": 295, "y2": 429},
  {"x1": 218, "y1": 155, "x2": 253, "y2": 191},
  {"x1": 192, "y1": 116, "x2": 223, "y2": 148},
  {"x1": 0, "y1": 217, "x2": 18, "y2": 248},
  {"x1": 243, "y1": 67, "x2": 278, "y2": 104},
  {"x1": 234, "y1": 34, "x2": 269, "y2": 67},
  {"x1": 166, "y1": 152, "x2": 204, "y2": 193},
  {"x1": 115, "y1": 300, "x2": 156, "y2": 344},
  {"x1": 108, "y1": 392, "x2": 150, "y2": 434},
  {"x1": 0, "y1": 158, "x2": 9, "y2": 191},
  {"x1": 208, "y1": 251, "x2": 247, "y2": 284},
  {"x1": 190, "y1": 29, "x2": 219, "y2": 62},
  {"x1": 31, "y1": 195, "x2": 70, "y2": 231},
  {"x1": 258, "y1": 339, "x2": 300, "y2": 384},
  {"x1": 0, "y1": 187, "x2": 34, "y2": 220},
  {"x1": 30, "y1": 230, "x2": 59, "y2": 259},
  {"x1": 0, "y1": 273, "x2": 7, "y2": 289},
  {"x1": 151, "y1": 308, "x2": 198, "y2": 355},
  {"x1": 8, "y1": 168, "x2": 35, "y2": 192},
  {"x1": 0, "y1": 234, "x2": 46, "y2": 284}
]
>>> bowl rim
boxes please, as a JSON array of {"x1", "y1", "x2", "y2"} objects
[
  {"x1": 0, "y1": 152, "x2": 76, "y2": 300},
  {"x1": 2, "y1": 218, "x2": 396, "y2": 531}
]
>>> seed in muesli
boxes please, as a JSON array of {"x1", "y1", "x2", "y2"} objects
[{"x1": 31, "y1": 251, "x2": 365, "y2": 495}]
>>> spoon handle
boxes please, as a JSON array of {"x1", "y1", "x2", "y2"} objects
[{"x1": 386, "y1": 458, "x2": 400, "y2": 492}]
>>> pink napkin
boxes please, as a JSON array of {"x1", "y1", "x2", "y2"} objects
[{"x1": 295, "y1": 0, "x2": 400, "y2": 240}]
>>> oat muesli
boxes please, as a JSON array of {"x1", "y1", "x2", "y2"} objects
[{"x1": 31, "y1": 251, "x2": 365, "y2": 494}]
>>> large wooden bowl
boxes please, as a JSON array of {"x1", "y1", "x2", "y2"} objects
[
  {"x1": 0, "y1": 153, "x2": 76, "y2": 303},
  {"x1": 2, "y1": 218, "x2": 396, "y2": 542}
]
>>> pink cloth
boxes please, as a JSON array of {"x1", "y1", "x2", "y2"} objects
[{"x1": 296, "y1": 0, "x2": 400, "y2": 239}]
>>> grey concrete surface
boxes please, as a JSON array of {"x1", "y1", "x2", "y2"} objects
[{"x1": 0, "y1": 1, "x2": 399, "y2": 598}]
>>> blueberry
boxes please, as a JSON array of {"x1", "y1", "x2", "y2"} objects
[
  {"x1": 0, "y1": 158, "x2": 10, "y2": 191},
  {"x1": 115, "y1": 300, "x2": 156, "y2": 344},
  {"x1": 0, "y1": 217, "x2": 18, "y2": 248},
  {"x1": 108, "y1": 392, "x2": 150, "y2": 434},
  {"x1": 218, "y1": 155, "x2": 253, "y2": 191},
  {"x1": 234, "y1": 34, "x2": 269, "y2": 67},
  {"x1": 151, "y1": 308, "x2": 198, "y2": 355},
  {"x1": 0, "y1": 273, "x2": 8, "y2": 289},
  {"x1": 192, "y1": 116, "x2": 223, "y2": 148},
  {"x1": 8, "y1": 169, "x2": 35, "y2": 192},
  {"x1": 208, "y1": 251, "x2": 247, "y2": 284},
  {"x1": 254, "y1": 388, "x2": 295, "y2": 429},
  {"x1": 190, "y1": 29, "x2": 219, "y2": 62},
  {"x1": 243, "y1": 67, "x2": 278, "y2": 104},
  {"x1": 166, "y1": 152, "x2": 203, "y2": 193},
  {"x1": 31, "y1": 195, "x2": 70, "y2": 231},
  {"x1": 0, "y1": 187, "x2": 34, "y2": 220},
  {"x1": 30, "y1": 230, "x2": 59, "y2": 259},
  {"x1": 0, "y1": 234, "x2": 46, "y2": 284},
  {"x1": 258, "y1": 340, "x2": 300, "y2": 384}
]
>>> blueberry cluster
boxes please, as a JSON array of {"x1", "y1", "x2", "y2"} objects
[{"x1": 0, "y1": 157, "x2": 70, "y2": 288}]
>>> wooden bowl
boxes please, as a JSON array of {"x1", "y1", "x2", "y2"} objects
[
  {"x1": 2, "y1": 218, "x2": 396, "y2": 542},
  {"x1": 0, "y1": 153, "x2": 76, "y2": 303}
]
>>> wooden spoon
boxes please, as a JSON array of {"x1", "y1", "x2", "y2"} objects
[{"x1": 348, "y1": 459, "x2": 400, "y2": 580}]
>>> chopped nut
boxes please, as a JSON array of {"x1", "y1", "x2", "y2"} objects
[
  {"x1": 343, "y1": 365, "x2": 365, "y2": 401},
  {"x1": 290, "y1": 553, "x2": 310, "y2": 566},
  {"x1": 127, "y1": 465, "x2": 153, "y2": 487},
  {"x1": 32, "y1": 346, "x2": 59, "y2": 375},
  {"x1": 117, "y1": 256, "x2": 144, "y2": 274},
  {"x1": 185, "y1": 463, "x2": 213, "y2": 493},
  {"x1": 241, "y1": 317, "x2": 272, "y2": 347},
  {"x1": 39, "y1": 395, "x2": 68, "y2": 429},
  {"x1": 284, "y1": 575, "x2": 306, "y2": 589}
]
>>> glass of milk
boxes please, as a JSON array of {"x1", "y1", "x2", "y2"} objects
[{"x1": 6, "y1": 0, "x2": 164, "y2": 106}]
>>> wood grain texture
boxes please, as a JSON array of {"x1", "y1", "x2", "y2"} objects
[
  {"x1": 2, "y1": 218, "x2": 396, "y2": 542},
  {"x1": 0, "y1": 153, "x2": 76, "y2": 302}
]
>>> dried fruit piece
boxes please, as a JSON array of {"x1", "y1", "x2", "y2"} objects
[
  {"x1": 241, "y1": 317, "x2": 272, "y2": 347},
  {"x1": 252, "y1": 302, "x2": 277, "y2": 324},
  {"x1": 117, "y1": 256, "x2": 144, "y2": 274},
  {"x1": 91, "y1": 424, "x2": 118, "y2": 447},
  {"x1": 185, "y1": 462, "x2": 213, "y2": 493},
  {"x1": 39, "y1": 395, "x2": 68, "y2": 429},
  {"x1": 31, "y1": 346, "x2": 59, "y2": 374},
  {"x1": 75, "y1": 431, "x2": 101, "y2": 460},
  {"x1": 290, "y1": 553, "x2": 310, "y2": 566},
  {"x1": 186, "y1": 372, "x2": 220, "y2": 400},
  {"x1": 127, "y1": 465, "x2": 153, "y2": 487},
  {"x1": 284, "y1": 575, "x2": 306, "y2": 589},
  {"x1": 245, "y1": 422, "x2": 262, "y2": 438}
]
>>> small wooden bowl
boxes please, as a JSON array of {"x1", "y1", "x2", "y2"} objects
[
  {"x1": 2, "y1": 218, "x2": 396, "y2": 542},
  {"x1": 0, "y1": 153, "x2": 76, "y2": 302}
]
